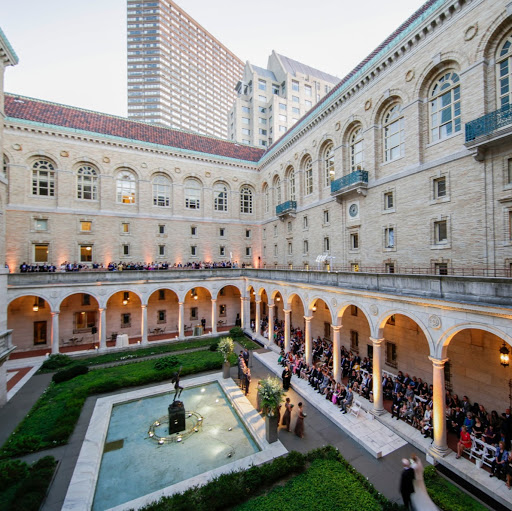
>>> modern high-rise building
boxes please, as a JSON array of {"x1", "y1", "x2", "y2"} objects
[
  {"x1": 127, "y1": 0, "x2": 244, "y2": 138},
  {"x1": 228, "y1": 51, "x2": 339, "y2": 147}
]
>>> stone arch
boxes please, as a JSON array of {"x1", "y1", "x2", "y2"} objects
[
  {"x1": 415, "y1": 56, "x2": 463, "y2": 99},
  {"x1": 112, "y1": 164, "x2": 140, "y2": 180},
  {"x1": 57, "y1": 289, "x2": 102, "y2": 310},
  {"x1": 476, "y1": 10, "x2": 512, "y2": 62}
]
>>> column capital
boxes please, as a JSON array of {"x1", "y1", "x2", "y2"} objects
[
  {"x1": 331, "y1": 325, "x2": 341, "y2": 332},
  {"x1": 211, "y1": 298, "x2": 217, "y2": 302},
  {"x1": 283, "y1": 309, "x2": 291, "y2": 314},
  {"x1": 141, "y1": 304, "x2": 147, "y2": 309},
  {"x1": 370, "y1": 337, "x2": 385, "y2": 346},
  {"x1": 255, "y1": 299, "x2": 262, "y2": 304},
  {"x1": 303, "y1": 315, "x2": 313, "y2": 321},
  {"x1": 428, "y1": 356, "x2": 450, "y2": 368},
  {"x1": 51, "y1": 310, "x2": 60, "y2": 316},
  {"x1": 178, "y1": 301, "x2": 184, "y2": 306},
  {"x1": 98, "y1": 307, "x2": 105, "y2": 312},
  {"x1": 268, "y1": 303, "x2": 275, "y2": 308}
]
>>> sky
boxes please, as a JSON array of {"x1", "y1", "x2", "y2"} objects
[{"x1": 2, "y1": 0, "x2": 426, "y2": 118}]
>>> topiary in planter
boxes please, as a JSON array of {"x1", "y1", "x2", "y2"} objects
[
  {"x1": 40, "y1": 354, "x2": 72, "y2": 371},
  {"x1": 52, "y1": 364, "x2": 88, "y2": 384},
  {"x1": 229, "y1": 326, "x2": 244, "y2": 338}
]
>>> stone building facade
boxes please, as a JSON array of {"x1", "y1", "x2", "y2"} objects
[{"x1": 1, "y1": 1, "x2": 512, "y2": 499}]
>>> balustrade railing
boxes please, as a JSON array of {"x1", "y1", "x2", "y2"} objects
[
  {"x1": 276, "y1": 200, "x2": 297, "y2": 216},
  {"x1": 331, "y1": 170, "x2": 368, "y2": 194},
  {"x1": 465, "y1": 105, "x2": 512, "y2": 142}
]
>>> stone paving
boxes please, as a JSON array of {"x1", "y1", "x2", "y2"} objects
[{"x1": 0, "y1": 341, "x2": 503, "y2": 510}]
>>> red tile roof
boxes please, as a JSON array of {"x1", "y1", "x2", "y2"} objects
[{"x1": 4, "y1": 94, "x2": 265, "y2": 163}]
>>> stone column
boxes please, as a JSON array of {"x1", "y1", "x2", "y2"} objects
[
  {"x1": 429, "y1": 356, "x2": 450, "y2": 457},
  {"x1": 268, "y1": 304, "x2": 274, "y2": 345},
  {"x1": 304, "y1": 315, "x2": 313, "y2": 365},
  {"x1": 178, "y1": 302, "x2": 185, "y2": 338},
  {"x1": 141, "y1": 304, "x2": 148, "y2": 345},
  {"x1": 284, "y1": 309, "x2": 291, "y2": 352},
  {"x1": 0, "y1": 362, "x2": 7, "y2": 407},
  {"x1": 255, "y1": 300, "x2": 261, "y2": 335},
  {"x1": 332, "y1": 325, "x2": 341, "y2": 382},
  {"x1": 370, "y1": 337, "x2": 385, "y2": 415},
  {"x1": 211, "y1": 298, "x2": 217, "y2": 335},
  {"x1": 240, "y1": 297, "x2": 247, "y2": 329},
  {"x1": 51, "y1": 311, "x2": 60, "y2": 354},
  {"x1": 99, "y1": 308, "x2": 107, "y2": 350}
]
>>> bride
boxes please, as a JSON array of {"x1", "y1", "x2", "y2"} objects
[{"x1": 410, "y1": 454, "x2": 438, "y2": 511}]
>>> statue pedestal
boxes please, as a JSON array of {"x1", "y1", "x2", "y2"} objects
[{"x1": 168, "y1": 400, "x2": 185, "y2": 434}]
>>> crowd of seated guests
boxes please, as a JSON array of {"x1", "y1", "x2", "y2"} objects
[
  {"x1": 271, "y1": 323, "x2": 512, "y2": 485},
  {"x1": 15, "y1": 260, "x2": 247, "y2": 273}
]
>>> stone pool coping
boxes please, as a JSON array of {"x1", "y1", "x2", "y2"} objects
[{"x1": 62, "y1": 372, "x2": 287, "y2": 511}]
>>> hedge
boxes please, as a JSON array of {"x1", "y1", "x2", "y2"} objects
[{"x1": 1, "y1": 350, "x2": 231, "y2": 459}]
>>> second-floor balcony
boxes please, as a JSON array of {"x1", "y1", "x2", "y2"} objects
[
  {"x1": 465, "y1": 105, "x2": 512, "y2": 153},
  {"x1": 276, "y1": 200, "x2": 297, "y2": 219},
  {"x1": 330, "y1": 170, "x2": 368, "y2": 201}
]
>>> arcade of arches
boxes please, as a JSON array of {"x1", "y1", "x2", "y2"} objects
[{"x1": 7, "y1": 277, "x2": 512, "y2": 457}]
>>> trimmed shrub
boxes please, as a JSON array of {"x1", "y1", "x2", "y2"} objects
[
  {"x1": 0, "y1": 460, "x2": 29, "y2": 491},
  {"x1": 229, "y1": 327, "x2": 244, "y2": 338},
  {"x1": 154, "y1": 356, "x2": 179, "y2": 371},
  {"x1": 209, "y1": 341, "x2": 219, "y2": 352},
  {"x1": 40, "y1": 354, "x2": 72, "y2": 371},
  {"x1": 52, "y1": 364, "x2": 88, "y2": 384}
]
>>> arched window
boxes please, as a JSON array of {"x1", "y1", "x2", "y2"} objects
[
  {"x1": 383, "y1": 104, "x2": 404, "y2": 162},
  {"x1": 184, "y1": 178, "x2": 201, "y2": 209},
  {"x1": 214, "y1": 182, "x2": 229, "y2": 212},
  {"x1": 430, "y1": 71, "x2": 461, "y2": 142},
  {"x1": 77, "y1": 164, "x2": 98, "y2": 200},
  {"x1": 497, "y1": 33, "x2": 512, "y2": 108},
  {"x1": 240, "y1": 186, "x2": 253, "y2": 214},
  {"x1": 32, "y1": 159, "x2": 55, "y2": 197},
  {"x1": 116, "y1": 169, "x2": 136, "y2": 204},
  {"x1": 3, "y1": 154, "x2": 8, "y2": 178},
  {"x1": 286, "y1": 166, "x2": 296, "y2": 201},
  {"x1": 263, "y1": 183, "x2": 270, "y2": 213},
  {"x1": 323, "y1": 144, "x2": 335, "y2": 187},
  {"x1": 152, "y1": 174, "x2": 171, "y2": 207},
  {"x1": 349, "y1": 126, "x2": 363, "y2": 171},
  {"x1": 274, "y1": 177, "x2": 281, "y2": 205},
  {"x1": 303, "y1": 156, "x2": 313, "y2": 195}
]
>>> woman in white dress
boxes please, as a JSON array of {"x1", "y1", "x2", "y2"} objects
[{"x1": 410, "y1": 454, "x2": 439, "y2": 511}]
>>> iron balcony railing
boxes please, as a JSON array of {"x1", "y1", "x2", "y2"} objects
[
  {"x1": 331, "y1": 170, "x2": 369, "y2": 194},
  {"x1": 276, "y1": 200, "x2": 297, "y2": 216},
  {"x1": 465, "y1": 105, "x2": 512, "y2": 142}
]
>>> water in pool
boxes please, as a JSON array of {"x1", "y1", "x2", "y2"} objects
[{"x1": 92, "y1": 382, "x2": 259, "y2": 510}]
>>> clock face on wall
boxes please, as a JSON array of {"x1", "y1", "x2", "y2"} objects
[{"x1": 349, "y1": 203, "x2": 359, "y2": 218}]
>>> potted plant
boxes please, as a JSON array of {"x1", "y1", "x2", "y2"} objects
[
  {"x1": 258, "y1": 376, "x2": 285, "y2": 443},
  {"x1": 217, "y1": 337, "x2": 234, "y2": 379}
]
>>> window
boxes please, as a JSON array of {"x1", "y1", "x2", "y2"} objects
[
  {"x1": 219, "y1": 227, "x2": 225, "y2": 237},
  {"x1": 242, "y1": 117, "x2": 250, "y2": 125},
  {"x1": 245, "y1": 246, "x2": 252, "y2": 257},
  {"x1": 382, "y1": 104, "x2": 405, "y2": 162},
  {"x1": 258, "y1": 79, "x2": 267, "y2": 91},
  {"x1": 303, "y1": 240, "x2": 309, "y2": 254},
  {"x1": 303, "y1": 216, "x2": 308, "y2": 229},
  {"x1": 191, "y1": 226, "x2": 197, "y2": 236},
  {"x1": 32, "y1": 159, "x2": 55, "y2": 197},
  {"x1": 350, "y1": 330, "x2": 359, "y2": 352},
  {"x1": 292, "y1": 96, "x2": 299, "y2": 103},
  {"x1": 157, "y1": 310, "x2": 166, "y2": 323},
  {"x1": 386, "y1": 262, "x2": 395, "y2": 273},
  {"x1": 384, "y1": 227, "x2": 395, "y2": 248},
  {"x1": 258, "y1": 95, "x2": 267, "y2": 102},
  {"x1": 274, "y1": 177, "x2": 282, "y2": 205},
  {"x1": 259, "y1": 129, "x2": 267, "y2": 135},
  {"x1": 349, "y1": 126, "x2": 363, "y2": 171},
  {"x1": 324, "y1": 144, "x2": 335, "y2": 187},
  {"x1": 34, "y1": 244, "x2": 49, "y2": 262},
  {"x1": 274, "y1": 244, "x2": 278, "y2": 256},
  {"x1": 158, "y1": 224, "x2": 165, "y2": 234},
  {"x1": 80, "y1": 245, "x2": 93, "y2": 262},
  {"x1": 434, "y1": 219, "x2": 448, "y2": 244},
  {"x1": 304, "y1": 84, "x2": 312, "y2": 96},
  {"x1": 81, "y1": 293, "x2": 91, "y2": 306},
  {"x1": 351, "y1": 305, "x2": 358, "y2": 316},
  {"x1": 272, "y1": 84, "x2": 279, "y2": 95},
  {"x1": 323, "y1": 210, "x2": 330, "y2": 224},
  {"x1": 214, "y1": 183, "x2": 229, "y2": 212},
  {"x1": 279, "y1": 125, "x2": 287, "y2": 132},
  {"x1": 350, "y1": 232, "x2": 359, "y2": 250},
  {"x1": 292, "y1": 107, "x2": 300, "y2": 116},
  {"x1": 121, "y1": 222, "x2": 130, "y2": 234},
  {"x1": 259, "y1": 117, "x2": 267, "y2": 125},
  {"x1": 75, "y1": 311, "x2": 96, "y2": 331},
  {"x1": 430, "y1": 71, "x2": 461, "y2": 142},
  {"x1": 245, "y1": 229, "x2": 252, "y2": 239},
  {"x1": 219, "y1": 304, "x2": 227, "y2": 317},
  {"x1": 305, "y1": 100, "x2": 312, "y2": 108},
  {"x1": 116, "y1": 170, "x2": 136, "y2": 204},
  {"x1": 304, "y1": 157, "x2": 313, "y2": 195},
  {"x1": 258, "y1": 106, "x2": 266, "y2": 113},
  {"x1": 279, "y1": 114, "x2": 287, "y2": 122},
  {"x1": 288, "y1": 242, "x2": 293, "y2": 255},
  {"x1": 240, "y1": 186, "x2": 253, "y2": 214},
  {"x1": 122, "y1": 244, "x2": 130, "y2": 256},
  {"x1": 435, "y1": 262, "x2": 448, "y2": 275},
  {"x1": 35, "y1": 218, "x2": 48, "y2": 231},
  {"x1": 77, "y1": 165, "x2": 98, "y2": 200},
  {"x1": 242, "y1": 129, "x2": 250, "y2": 135},
  {"x1": 385, "y1": 341, "x2": 397, "y2": 368},
  {"x1": 287, "y1": 221, "x2": 292, "y2": 233},
  {"x1": 323, "y1": 236, "x2": 330, "y2": 253},
  {"x1": 286, "y1": 167, "x2": 296, "y2": 201},
  {"x1": 351, "y1": 263, "x2": 360, "y2": 272},
  {"x1": 153, "y1": 175, "x2": 171, "y2": 207},
  {"x1": 190, "y1": 307, "x2": 198, "y2": 320},
  {"x1": 121, "y1": 313, "x2": 131, "y2": 328},
  {"x1": 185, "y1": 179, "x2": 201, "y2": 209},
  {"x1": 220, "y1": 246, "x2": 225, "y2": 256},
  {"x1": 384, "y1": 191, "x2": 394, "y2": 210},
  {"x1": 433, "y1": 176, "x2": 447, "y2": 199},
  {"x1": 191, "y1": 245, "x2": 197, "y2": 257},
  {"x1": 158, "y1": 245, "x2": 165, "y2": 256},
  {"x1": 2, "y1": 154, "x2": 8, "y2": 178},
  {"x1": 242, "y1": 106, "x2": 250, "y2": 113},
  {"x1": 274, "y1": 224, "x2": 278, "y2": 237},
  {"x1": 263, "y1": 183, "x2": 270, "y2": 213},
  {"x1": 496, "y1": 33, "x2": 512, "y2": 108},
  {"x1": 158, "y1": 289, "x2": 166, "y2": 300},
  {"x1": 292, "y1": 81, "x2": 299, "y2": 92}
]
